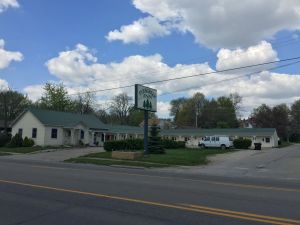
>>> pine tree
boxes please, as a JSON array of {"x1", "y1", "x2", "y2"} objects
[{"x1": 148, "y1": 123, "x2": 165, "y2": 154}]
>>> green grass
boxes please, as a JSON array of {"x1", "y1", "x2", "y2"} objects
[
  {"x1": 0, "y1": 152, "x2": 11, "y2": 156},
  {"x1": 66, "y1": 148, "x2": 234, "y2": 168},
  {"x1": 277, "y1": 142, "x2": 294, "y2": 148},
  {"x1": 0, "y1": 145, "x2": 71, "y2": 154},
  {"x1": 0, "y1": 146, "x2": 45, "y2": 153}
]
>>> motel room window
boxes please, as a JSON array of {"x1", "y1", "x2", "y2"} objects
[
  {"x1": 80, "y1": 130, "x2": 85, "y2": 139},
  {"x1": 266, "y1": 137, "x2": 270, "y2": 143},
  {"x1": 51, "y1": 128, "x2": 57, "y2": 139},
  {"x1": 18, "y1": 128, "x2": 23, "y2": 137},
  {"x1": 32, "y1": 128, "x2": 37, "y2": 138}
]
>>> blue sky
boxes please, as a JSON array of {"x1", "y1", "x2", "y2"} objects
[{"x1": 1, "y1": 0, "x2": 300, "y2": 117}]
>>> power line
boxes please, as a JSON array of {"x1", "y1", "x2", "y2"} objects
[
  {"x1": 71, "y1": 35, "x2": 300, "y2": 86},
  {"x1": 68, "y1": 56, "x2": 300, "y2": 96},
  {"x1": 158, "y1": 60, "x2": 300, "y2": 96}
]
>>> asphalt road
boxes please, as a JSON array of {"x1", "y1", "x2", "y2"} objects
[{"x1": 0, "y1": 158, "x2": 299, "y2": 225}]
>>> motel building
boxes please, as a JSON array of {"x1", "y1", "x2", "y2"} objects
[{"x1": 11, "y1": 108, "x2": 279, "y2": 148}]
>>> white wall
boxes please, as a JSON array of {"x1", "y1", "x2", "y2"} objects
[
  {"x1": 12, "y1": 111, "x2": 45, "y2": 146},
  {"x1": 44, "y1": 127, "x2": 64, "y2": 146}
]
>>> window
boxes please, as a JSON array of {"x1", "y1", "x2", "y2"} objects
[
  {"x1": 32, "y1": 128, "x2": 37, "y2": 138},
  {"x1": 211, "y1": 137, "x2": 215, "y2": 141},
  {"x1": 18, "y1": 128, "x2": 23, "y2": 137},
  {"x1": 216, "y1": 137, "x2": 220, "y2": 141},
  {"x1": 51, "y1": 129, "x2": 57, "y2": 139},
  {"x1": 80, "y1": 130, "x2": 84, "y2": 139},
  {"x1": 266, "y1": 137, "x2": 270, "y2": 143},
  {"x1": 204, "y1": 137, "x2": 210, "y2": 141}
]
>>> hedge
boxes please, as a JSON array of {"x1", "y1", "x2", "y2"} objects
[
  {"x1": 104, "y1": 139, "x2": 185, "y2": 151},
  {"x1": 233, "y1": 138, "x2": 252, "y2": 149},
  {"x1": 161, "y1": 140, "x2": 185, "y2": 149},
  {"x1": 104, "y1": 139, "x2": 144, "y2": 151}
]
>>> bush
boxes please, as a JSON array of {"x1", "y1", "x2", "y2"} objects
[
  {"x1": 104, "y1": 139, "x2": 144, "y2": 152},
  {"x1": 161, "y1": 140, "x2": 185, "y2": 149},
  {"x1": 0, "y1": 132, "x2": 11, "y2": 147},
  {"x1": 23, "y1": 137, "x2": 35, "y2": 147},
  {"x1": 7, "y1": 133, "x2": 23, "y2": 147},
  {"x1": 148, "y1": 125, "x2": 165, "y2": 154},
  {"x1": 233, "y1": 138, "x2": 252, "y2": 149}
]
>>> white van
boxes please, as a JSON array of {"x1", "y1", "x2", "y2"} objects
[{"x1": 198, "y1": 136, "x2": 233, "y2": 150}]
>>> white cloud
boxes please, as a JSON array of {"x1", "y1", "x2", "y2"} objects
[
  {"x1": 0, "y1": 78, "x2": 9, "y2": 90},
  {"x1": 109, "y1": 0, "x2": 300, "y2": 48},
  {"x1": 106, "y1": 16, "x2": 170, "y2": 44},
  {"x1": 216, "y1": 41, "x2": 278, "y2": 72},
  {"x1": 44, "y1": 43, "x2": 300, "y2": 118},
  {"x1": 157, "y1": 101, "x2": 171, "y2": 118},
  {"x1": 23, "y1": 84, "x2": 44, "y2": 102},
  {"x1": 0, "y1": 39, "x2": 23, "y2": 69},
  {"x1": 0, "y1": 0, "x2": 19, "y2": 13}
]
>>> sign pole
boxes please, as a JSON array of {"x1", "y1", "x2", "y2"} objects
[
  {"x1": 144, "y1": 110, "x2": 149, "y2": 154},
  {"x1": 135, "y1": 84, "x2": 157, "y2": 155}
]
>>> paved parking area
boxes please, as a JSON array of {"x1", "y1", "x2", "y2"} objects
[
  {"x1": 2, "y1": 147, "x2": 104, "y2": 162},
  {"x1": 159, "y1": 144, "x2": 300, "y2": 181}
]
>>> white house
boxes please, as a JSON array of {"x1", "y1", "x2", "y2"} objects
[{"x1": 11, "y1": 108, "x2": 108, "y2": 146}]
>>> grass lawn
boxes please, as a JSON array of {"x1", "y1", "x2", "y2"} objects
[
  {"x1": 0, "y1": 146, "x2": 46, "y2": 154},
  {"x1": 0, "y1": 152, "x2": 11, "y2": 156},
  {"x1": 0, "y1": 145, "x2": 70, "y2": 154},
  {"x1": 65, "y1": 148, "x2": 234, "y2": 168},
  {"x1": 277, "y1": 142, "x2": 293, "y2": 148}
]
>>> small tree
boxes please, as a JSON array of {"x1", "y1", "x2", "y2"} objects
[{"x1": 148, "y1": 123, "x2": 165, "y2": 154}]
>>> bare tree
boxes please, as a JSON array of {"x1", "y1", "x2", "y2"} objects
[{"x1": 110, "y1": 93, "x2": 133, "y2": 125}]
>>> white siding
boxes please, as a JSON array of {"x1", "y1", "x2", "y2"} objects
[
  {"x1": 44, "y1": 127, "x2": 64, "y2": 146},
  {"x1": 11, "y1": 111, "x2": 45, "y2": 146}
]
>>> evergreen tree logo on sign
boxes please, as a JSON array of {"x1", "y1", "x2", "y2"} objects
[{"x1": 135, "y1": 84, "x2": 157, "y2": 112}]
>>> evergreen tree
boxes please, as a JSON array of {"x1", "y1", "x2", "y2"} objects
[{"x1": 148, "y1": 123, "x2": 165, "y2": 154}]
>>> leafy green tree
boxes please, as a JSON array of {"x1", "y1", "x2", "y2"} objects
[
  {"x1": 252, "y1": 103, "x2": 290, "y2": 140},
  {"x1": 272, "y1": 104, "x2": 290, "y2": 140},
  {"x1": 290, "y1": 99, "x2": 300, "y2": 141},
  {"x1": 251, "y1": 104, "x2": 273, "y2": 128},
  {"x1": 0, "y1": 89, "x2": 32, "y2": 131},
  {"x1": 38, "y1": 83, "x2": 73, "y2": 112}
]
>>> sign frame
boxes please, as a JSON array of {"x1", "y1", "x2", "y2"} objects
[{"x1": 135, "y1": 84, "x2": 157, "y2": 112}]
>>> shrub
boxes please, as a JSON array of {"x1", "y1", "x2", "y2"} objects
[
  {"x1": 233, "y1": 138, "x2": 252, "y2": 149},
  {"x1": 161, "y1": 140, "x2": 185, "y2": 149},
  {"x1": 104, "y1": 139, "x2": 144, "y2": 152},
  {"x1": 148, "y1": 125, "x2": 165, "y2": 154},
  {"x1": 7, "y1": 133, "x2": 23, "y2": 147},
  {"x1": 23, "y1": 137, "x2": 35, "y2": 147},
  {"x1": 0, "y1": 132, "x2": 11, "y2": 147}
]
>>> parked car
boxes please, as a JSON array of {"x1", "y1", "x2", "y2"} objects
[{"x1": 198, "y1": 136, "x2": 233, "y2": 150}]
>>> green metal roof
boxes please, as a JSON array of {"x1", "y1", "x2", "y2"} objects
[
  {"x1": 26, "y1": 108, "x2": 107, "y2": 130},
  {"x1": 104, "y1": 124, "x2": 143, "y2": 134},
  {"x1": 161, "y1": 128, "x2": 277, "y2": 137}
]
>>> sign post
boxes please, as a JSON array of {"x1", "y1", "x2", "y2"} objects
[{"x1": 135, "y1": 84, "x2": 157, "y2": 154}]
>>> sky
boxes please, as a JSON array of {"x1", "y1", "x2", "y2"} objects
[{"x1": 1, "y1": 0, "x2": 300, "y2": 118}]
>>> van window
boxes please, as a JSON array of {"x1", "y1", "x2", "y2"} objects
[
  {"x1": 211, "y1": 137, "x2": 215, "y2": 141},
  {"x1": 216, "y1": 137, "x2": 219, "y2": 141},
  {"x1": 204, "y1": 137, "x2": 210, "y2": 141}
]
